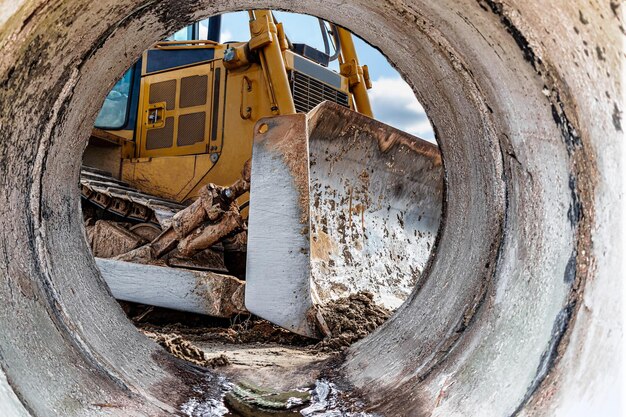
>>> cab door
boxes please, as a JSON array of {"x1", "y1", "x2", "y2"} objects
[{"x1": 137, "y1": 63, "x2": 216, "y2": 158}]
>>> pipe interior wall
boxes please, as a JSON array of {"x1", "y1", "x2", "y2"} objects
[{"x1": 0, "y1": 0, "x2": 621, "y2": 416}]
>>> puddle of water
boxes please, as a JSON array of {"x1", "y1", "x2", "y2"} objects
[{"x1": 180, "y1": 379, "x2": 379, "y2": 417}]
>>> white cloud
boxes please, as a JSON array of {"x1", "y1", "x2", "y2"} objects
[
  {"x1": 368, "y1": 76, "x2": 435, "y2": 142},
  {"x1": 220, "y1": 29, "x2": 233, "y2": 43}
]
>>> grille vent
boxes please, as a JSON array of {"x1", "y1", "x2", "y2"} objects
[
  {"x1": 180, "y1": 75, "x2": 208, "y2": 108},
  {"x1": 290, "y1": 71, "x2": 349, "y2": 113},
  {"x1": 177, "y1": 112, "x2": 206, "y2": 146},
  {"x1": 146, "y1": 117, "x2": 174, "y2": 150},
  {"x1": 149, "y1": 80, "x2": 176, "y2": 110}
]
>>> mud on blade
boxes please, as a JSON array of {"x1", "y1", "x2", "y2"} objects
[{"x1": 246, "y1": 102, "x2": 443, "y2": 338}]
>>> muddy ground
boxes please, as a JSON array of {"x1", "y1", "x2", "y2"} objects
[{"x1": 126, "y1": 291, "x2": 391, "y2": 374}]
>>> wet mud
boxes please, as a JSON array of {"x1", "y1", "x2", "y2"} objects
[
  {"x1": 125, "y1": 293, "x2": 390, "y2": 416},
  {"x1": 145, "y1": 331, "x2": 232, "y2": 368},
  {"x1": 139, "y1": 317, "x2": 315, "y2": 348},
  {"x1": 315, "y1": 292, "x2": 391, "y2": 352},
  {"x1": 131, "y1": 291, "x2": 390, "y2": 361}
]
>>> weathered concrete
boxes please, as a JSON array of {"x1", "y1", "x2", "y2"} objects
[{"x1": 0, "y1": 0, "x2": 622, "y2": 416}]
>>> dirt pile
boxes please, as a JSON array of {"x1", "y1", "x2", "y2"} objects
[
  {"x1": 145, "y1": 331, "x2": 231, "y2": 368},
  {"x1": 132, "y1": 291, "x2": 390, "y2": 366},
  {"x1": 315, "y1": 292, "x2": 390, "y2": 351},
  {"x1": 138, "y1": 317, "x2": 315, "y2": 347}
]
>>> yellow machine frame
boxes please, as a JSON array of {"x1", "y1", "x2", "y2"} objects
[{"x1": 97, "y1": 11, "x2": 372, "y2": 208}]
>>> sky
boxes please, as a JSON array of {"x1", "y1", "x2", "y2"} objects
[{"x1": 207, "y1": 11, "x2": 435, "y2": 142}]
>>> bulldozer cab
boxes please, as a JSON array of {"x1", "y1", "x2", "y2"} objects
[
  {"x1": 138, "y1": 56, "x2": 221, "y2": 158},
  {"x1": 89, "y1": 11, "x2": 364, "y2": 204},
  {"x1": 93, "y1": 16, "x2": 222, "y2": 140}
]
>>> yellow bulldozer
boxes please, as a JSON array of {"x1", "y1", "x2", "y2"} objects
[{"x1": 82, "y1": 10, "x2": 443, "y2": 338}]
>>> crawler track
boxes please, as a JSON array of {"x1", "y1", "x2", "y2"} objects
[{"x1": 80, "y1": 166, "x2": 185, "y2": 225}]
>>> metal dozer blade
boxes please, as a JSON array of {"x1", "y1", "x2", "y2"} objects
[{"x1": 246, "y1": 101, "x2": 443, "y2": 338}]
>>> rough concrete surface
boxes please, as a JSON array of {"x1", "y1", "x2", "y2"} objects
[{"x1": 0, "y1": 0, "x2": 622, "y2": 416}]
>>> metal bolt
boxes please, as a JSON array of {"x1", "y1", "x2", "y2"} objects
[{"x1": 258, "y1": 123, "x2": 269, "y2": 134}]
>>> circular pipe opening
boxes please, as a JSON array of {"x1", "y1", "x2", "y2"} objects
[
  {"x1": 80, "y1": 12, "x2": 443, "y2": 381},
  {"x1": 0, "y1": 1, "x2": 613, "y2": 416}
]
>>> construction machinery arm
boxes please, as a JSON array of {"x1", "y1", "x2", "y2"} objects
[
  {"x1": 246, "y1": 10, "x2": 296, "y2": 116},
  {"x1": 336, "y1": 27, "x2": 373, "y2": 117}
]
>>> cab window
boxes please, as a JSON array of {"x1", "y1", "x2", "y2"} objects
[
  {"x1": 167, "y1": 26, "x2": 194, "y2": 41},
  {"x1": 94, "y1": 68, "x2": 134, "y2": 129}
]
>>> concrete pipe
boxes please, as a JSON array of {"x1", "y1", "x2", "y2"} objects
[{"x1": 0, "y1": 0, "x2": 622, "y2": 416}]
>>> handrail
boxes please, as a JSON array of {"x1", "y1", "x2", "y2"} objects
[{"x1": 154, "y1": 40, "x2": 220, "y2": 50}]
